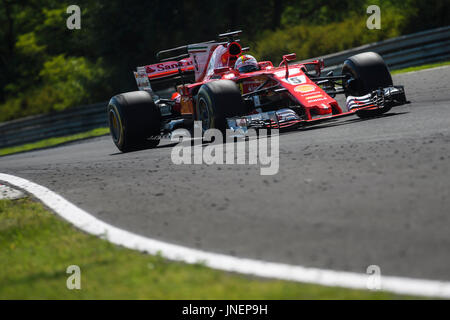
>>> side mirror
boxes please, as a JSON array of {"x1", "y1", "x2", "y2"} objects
[
  {"x1": 283, "y1": 53, "x2": 297, "y2": 62},
  {"x1": 279, "y1": 53, "x2": 297, "y2": 79}
]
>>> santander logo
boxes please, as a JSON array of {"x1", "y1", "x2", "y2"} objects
[{"x1": 145, "y1": 59, "x2": 193, "y2": 74}]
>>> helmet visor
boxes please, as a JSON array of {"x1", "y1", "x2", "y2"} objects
[{"x1": 238, "y1": 64, "x2": 259, "y2": 73}]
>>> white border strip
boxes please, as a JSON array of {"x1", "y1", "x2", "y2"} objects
[{"x1": 1, "y1": 172, "x2": 450, "y2": 298}]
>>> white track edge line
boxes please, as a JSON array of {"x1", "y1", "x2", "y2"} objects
[{"x1": 1, "y1": 172, "x2": 449, "y2": 298}]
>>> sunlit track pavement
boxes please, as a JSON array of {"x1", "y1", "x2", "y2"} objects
[{"x1": 1, "y1": 66, "x2": 450, "y2": 281}]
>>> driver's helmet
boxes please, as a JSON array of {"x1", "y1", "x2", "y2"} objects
[{"x1": 234, "y1": 55, "x2": 259, "y2": 73}]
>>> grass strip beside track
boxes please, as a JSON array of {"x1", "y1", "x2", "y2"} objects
[
  {"x1": 0, "y1": 127, "x2": 109, "y2": 157},
  {"x1": 0, "y1": 198, "x2": 415, "y2": 299},
  {"x1": 391, "y1": 61, "x2": 450, "y2": 74}
]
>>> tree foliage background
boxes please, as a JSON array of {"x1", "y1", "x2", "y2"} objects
[{"x1": 0, "y1": 0, "x2": 448, "y2": 122}]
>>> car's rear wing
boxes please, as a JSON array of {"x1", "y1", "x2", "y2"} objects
[
  {"x1": 134, "y1": 30, "x2": 244, "y2": 91},
  {"x1": 154, "y1": 30, "x2": 242, "y2": 61},
  {"x1": 156, "y1": 40, "x2": 215, "y2": 62},
  {"x1": 134, "y1": 59, "x2": 194, "y2": 93},
  {"x1": 135, "y1": 41, "x2": 217, "y2": 89},
  {"x1": 156, "y1": 41, "x2": 220, "y2": 82},
  {"x1": 154, "y1": 31, "x2": 243, "y2": 82}
]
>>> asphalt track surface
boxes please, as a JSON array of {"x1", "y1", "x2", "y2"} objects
[{"x1": 1, "y1": 66, "x2": 450, "y2": 281}]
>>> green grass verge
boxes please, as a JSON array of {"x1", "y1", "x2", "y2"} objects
[
  {"x1": 0, "y1": 198, "x2": 416, "y2": 299},
  {"x1": 392, "y1": 60, "x2": 450, "y2": 75},
  {"x1": 0, "y1": 127, "x2": 109, "y2": 157}
]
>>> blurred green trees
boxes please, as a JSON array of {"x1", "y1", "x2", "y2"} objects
[{"x1": 252, "y1": 1, "x2": 409, "y2": 63}]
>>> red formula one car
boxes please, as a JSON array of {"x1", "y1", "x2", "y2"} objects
[{"x1": 107, "y1": 30, "x2": 408, "y2": 152}]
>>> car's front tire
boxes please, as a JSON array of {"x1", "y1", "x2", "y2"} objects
[
  {"x1": 196, "y1": 80, "x2": 247, "y2": 133},
  {"x1": 107, "y1": 91, "x2": 161, "y2": 152},
  {"x1": 342, "y1": 52, "x2": 393, "y2": 119}
]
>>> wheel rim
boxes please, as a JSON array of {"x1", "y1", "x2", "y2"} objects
[
  {"x1": 342, "y1": 70, "x2": 358, "y2": 97},
  {"x1": 109, "y1": 108, "x2": 121, "y2": 142},
  {"x1": 198, "y1": 97, "x2": 211, "y2": 131}
]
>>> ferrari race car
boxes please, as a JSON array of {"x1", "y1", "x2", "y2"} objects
[{"x1": 107, "y1": 30, "x2": 408, "y2": 152}]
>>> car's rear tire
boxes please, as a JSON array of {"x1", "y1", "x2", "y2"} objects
[
  {"x1": 196, "y1": 80, "x2": 247, "y2": 133},
  {"x1": 107, "y1": 91, "x2": 161, "y2": 152},
  {"x1": 342, "y1": 52, "x2": 393, "y2": 119}
]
